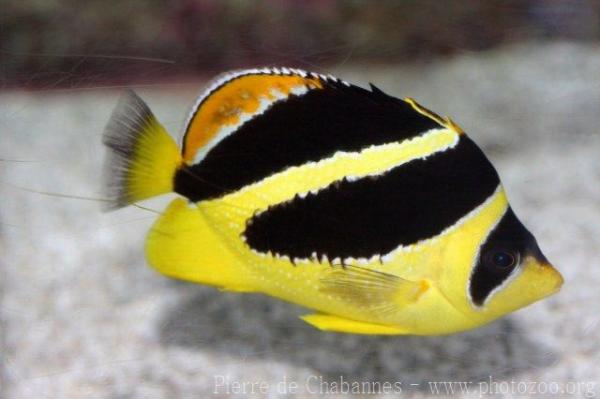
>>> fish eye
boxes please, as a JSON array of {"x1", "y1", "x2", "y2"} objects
[{"x1": 485, "y1": 249, "x2": 518, "y2": 271}]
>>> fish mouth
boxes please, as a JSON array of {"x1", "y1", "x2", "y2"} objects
[
  {"x1": 549, "y1": 266, "x2": 564, "y2": 292},
  {"x1": 528, "y1": 240, "x2": 563, "y2": 295},
  {"x1": 539, "y1": 260, "x2": 564, "y2": 295}
]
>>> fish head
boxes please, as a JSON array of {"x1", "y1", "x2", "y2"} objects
[
  {"x1": 467, "y1": 207, "x2": 564, "y2": 318},
  {"x1": 436, "y1": 187, "x2": 563, "y2": 333},
  {"x1": 471, "y1": 237, "x2": 564, "y2": 318}
]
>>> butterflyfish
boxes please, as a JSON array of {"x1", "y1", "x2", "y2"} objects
[{"x1": 102, "y1": 67, "x2": 563, "y2": 335}]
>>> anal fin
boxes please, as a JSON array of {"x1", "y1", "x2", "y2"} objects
[
  {"x1": 300, "y1": 314, "x2": 409, "y2": 335},
  {"x1": 146, "y1": 198, "x2": 255, "y2": 292}
]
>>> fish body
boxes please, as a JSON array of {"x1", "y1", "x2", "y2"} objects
[{"x1": 103, "y1": 68, "x2": 563, "y2": 335}]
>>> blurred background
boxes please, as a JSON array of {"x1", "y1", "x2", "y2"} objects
[
  {"x1": 3, "y1": 0, "x2": 600, "y2": 89},
  {"x1": 1, "y1": 1, "x2": 599, "y2": 398}
]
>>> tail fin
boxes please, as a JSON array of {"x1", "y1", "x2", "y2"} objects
[{"x1": 102, "y1": 90, "x2": 182, "y2": 209}]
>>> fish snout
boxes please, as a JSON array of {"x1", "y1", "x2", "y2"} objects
[
  {"x1": 529, "y1": 256, "x2": 564, "y2": 296},
  {"x1": 541, "y1": 261, "x2": 564, "y2": 293}
]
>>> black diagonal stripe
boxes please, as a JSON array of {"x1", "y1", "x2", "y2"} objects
[
  {"x1": 174, "y1": 83, "x2": 440, "y2": 201},
  {"x1": 243, "y1": 135, "x2": 500, "y2": 260}
]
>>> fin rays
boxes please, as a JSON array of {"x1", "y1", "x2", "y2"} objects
[{"x1": 319, "y1": 264, "x2": 427, "y2": 312}]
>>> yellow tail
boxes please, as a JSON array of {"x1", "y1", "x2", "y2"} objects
[
  {"x1": 145, "y1": 198, "x2": 254, "y2": 291},
  {"x1": 102, "y1": 90, "x2": 181, "y2": 209}
]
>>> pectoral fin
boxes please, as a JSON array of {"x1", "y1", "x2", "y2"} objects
[
  {"x1": 300, "y1": 314, "x2": 409, "y2": 335},
  {"x1": 319, "y1": 265, "x2": 429, "y2": 314}
]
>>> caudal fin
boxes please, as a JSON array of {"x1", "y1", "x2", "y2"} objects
[{"x1": 102, "y1": 90, "x2": 182, "y2": 209}]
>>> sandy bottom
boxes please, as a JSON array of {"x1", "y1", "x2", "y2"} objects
[{"x1": 1, "y1": 43, "x2": 599, "y2": 398}]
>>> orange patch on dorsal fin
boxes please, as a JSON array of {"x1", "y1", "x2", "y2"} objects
[{"x1": 182, "y1": 68, "x2": 335, "y2": 164}]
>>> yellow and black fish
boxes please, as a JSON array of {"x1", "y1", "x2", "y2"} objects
[{"x1": 103, "y1": 67, "x2": 563, "y2": 335}]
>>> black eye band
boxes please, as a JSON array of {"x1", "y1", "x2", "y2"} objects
[{"x1": 469, "y1": 208, "x2": 530, "y2": 306}]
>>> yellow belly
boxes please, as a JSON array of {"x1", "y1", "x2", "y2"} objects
[{"x1": 145, "y1": 198, "x2": 484, "y2": 335}]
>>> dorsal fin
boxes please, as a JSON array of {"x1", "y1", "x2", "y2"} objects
[
  {"x1": 181, "y1": 67, "x2": 348, "y2": 164},
  {"x1": 403, "y1": 97, "x2": 464, "y2": 135},
  {"x1": 174, "y1": 69, "x2": 448, "y2": 203},
  {"x1": 369, "y1": 82, "x2": 388, "y2": 97}
]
